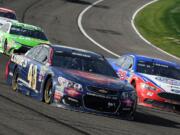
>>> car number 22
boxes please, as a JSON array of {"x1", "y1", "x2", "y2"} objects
[{"x1": 28, "y1": 64, "x2": 37, "y2": 90}]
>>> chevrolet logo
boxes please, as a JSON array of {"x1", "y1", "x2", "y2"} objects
[{"x1": 98, "y1": 89, "x2": 108, "y2": 94}]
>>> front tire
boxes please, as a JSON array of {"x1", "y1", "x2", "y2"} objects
[
  {"x1": 44, "y1": 78, "x2": 53, "y2": 104},
  {"x1": 12, "y1": 68, "x2": 19, "y2": 91}
]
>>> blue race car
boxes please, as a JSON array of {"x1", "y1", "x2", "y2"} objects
[
  {"x1": 6, "y1": 44, "x2": 137, "y2": 118},
  {"x1": 108, "y1": 54, "x2": 180, "y2": 111}
]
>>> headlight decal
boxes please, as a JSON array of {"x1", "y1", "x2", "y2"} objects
[
  {"x1": 140, "y1": 82, "x2": 157, "y2": 91},
  {"x1": 58, "y1": 77, "x2": 83, "y2": 92}
]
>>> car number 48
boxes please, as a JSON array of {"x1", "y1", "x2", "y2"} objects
[{"x1": 28, "y1": 64, "x2": 37, "y2": 90}]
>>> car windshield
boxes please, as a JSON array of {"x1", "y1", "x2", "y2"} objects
[
  {"x1": 53, "y1": 52, "x2": 118, "y2": 78},
  {"x1": 0, "y1": 12, "x2": 16, "y2": 20},
  {"x1": 136, "y1": 60, "x2": 180, "y2": 80},
  {"x1": 10, "y1": 25, "x2": 48, "y2": 41}
]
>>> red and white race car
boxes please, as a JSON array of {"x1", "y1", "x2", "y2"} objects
[
  {"x1": 0, "y1": 7, "x2": 17, "y2": 25},
  {"x1": 108, "y1": 54, "x2": 180, "y2": 111}
]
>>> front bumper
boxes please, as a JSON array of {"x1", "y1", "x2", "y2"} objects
[
  {"x1": 138, "y1": 87, "x2": 180, "y2": 110},
  {"x1": 52, "y1": 90, "x2": 137, "y2": 116}
]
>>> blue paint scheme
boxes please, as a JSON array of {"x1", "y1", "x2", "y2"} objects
[
  {"x1": 108, "y1": 54, "x2": 180, "y2": 87},
  {"x1": 6, "y1": 44, "x2": 137, "y2": 116}
]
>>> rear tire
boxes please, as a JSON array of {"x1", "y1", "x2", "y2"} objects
[
  {"x1": 44, "y1": 78, "x2": 53, "y2": 104},
  {"x1": 3, "y1": 40, "x2": 7, "y2": 54},
  {"x1": 12, "y1": 68, "x2": 19, "y2": 91}
]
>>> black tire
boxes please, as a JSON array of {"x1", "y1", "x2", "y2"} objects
[
  {"x1": 131, "y1": 81, "x2": 136, "y2": 89},
  {"x1": 12, "y1": 68, "x2": 19, "y2": 91},
  {"x1": 174, "y1": 105, "x2": 180, "y2": 112},
  {"x1": 44, "y1": 78, "x2": 53, "y2": 104},
  {"x1": 3, "y1": 40, "x2": 7, "y2": 54}
]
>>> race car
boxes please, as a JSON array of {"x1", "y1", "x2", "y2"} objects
[
  {"x1": 0, "y1": 7, "x2": 17, "y2": 20},
  {"x1": 0, "y1": 21, "x2": 49, "y2": 55},
  {"x1": 6, "y1": 44, "x2": 137, "y2": 118},
  {"x1": 108, "y1": 54, "x2": 180, "y2": 111}
]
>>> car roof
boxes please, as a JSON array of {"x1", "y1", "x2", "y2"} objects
[
  {"x1": 51, "y1": 44, "x2": 104, "y2": 59},
  {"x1": 10, "y1": 21, "x2": 43, "y2": 31},
  {"x1": 128, "y1": 54, "x2": 179, "y2": 67},
  {"x1": 0, "y1": 7, "x2": 15, "y2": 13}
]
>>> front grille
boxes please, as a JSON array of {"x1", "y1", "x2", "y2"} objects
[
  {"x1": 87, "y1": 86, "x2": 118, "y2": 95},
  {"x1": 83, "y1": 94, "x2": 119, "y2": 113},
  {"x1": 158, "y1": 92, "x2": 180, "y2": 102}
]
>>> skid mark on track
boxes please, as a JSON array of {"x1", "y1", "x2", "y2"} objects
[
  {"x1": 78, "y1": 0, "x2": 119, "y2": 57},
  {"x1": 0, "y1": 122, "x2": 24, "y2": 135},
  {"x1": 0, "y1": 94, "x2": 90, "y2": 135},
  {"x1": 22, "y1": 0, "x2": 43, "y2": 22},
  {"x1": 94, "y1": 28, "x2": 122, "y2": 36}
]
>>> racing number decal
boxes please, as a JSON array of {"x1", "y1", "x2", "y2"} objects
[
  {"x1": 28, "y1": 64, "x2": 37, "y2": 90},
  {"x1": 118, "y1": 70, "x2": 127, "y2": 81}
]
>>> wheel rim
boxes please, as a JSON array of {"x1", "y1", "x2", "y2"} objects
[{"x1": 44, "y1": 82, "x2": 52, "y2": 104}]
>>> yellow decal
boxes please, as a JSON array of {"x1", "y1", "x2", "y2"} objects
[{"x1": 28, "y1": 64, "x2": 37, "y2": 90}]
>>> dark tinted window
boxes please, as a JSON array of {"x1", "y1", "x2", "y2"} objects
[
  {"x1": 53, "y1": 52, "x2": 118, "y2": 78},
  {"x1": 0, "y1": 12, "x2": 16, "y2": 20},
  {"x1": 25, "y1": 46, "x2": 42, "y2": 59},
  {"x1": 115, "y1": 56, "x2": 126, "y2": 66},
  {"x1": 35, "y1": 47, "x2": 50, "y2": 63},
  {"x1": 10, "y1": 25, "x2": 48, "y2": 41},
  {"x1": 0, "y1": 23, "x2": 10, "y2": 32},
  {"x1": 121, "y1": 56, "x2": 133, "y2": 70},
  {"x1": 137, "y1": 60, "x2": 180, "y2": 80}
]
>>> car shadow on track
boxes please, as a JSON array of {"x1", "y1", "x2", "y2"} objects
[
  {"x1": 133, "y1": 111, "x2": 180, "y2": 129},
  {"x1": 64, "y1": 0, "x2": 109, "y2": 9}
]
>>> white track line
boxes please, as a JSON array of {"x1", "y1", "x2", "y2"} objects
[
  {"x1": 131, "y1": 0, "x2": 180, "y2": 61},
  {"x1": 78, "y1": 0, "x2": 120, "y2": 57}
]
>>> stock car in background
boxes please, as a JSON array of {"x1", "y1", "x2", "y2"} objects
[
  {"x1": 0, "y1": 21, "x2": 49, "y2": 55},
  {"x1": 0, "y1": 7, "x2": 17, "y2": 20},
  {"x1": 6, "y1": 44, "x2": 137, "y2": 119},
  {"x1": 108, "y1": 54, "x2": 180, "y2": 111}
]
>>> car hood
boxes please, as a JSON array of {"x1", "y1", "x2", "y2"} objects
[
  {"x1": 53, "y1": 67, "x2": 132, "y2": 91},
  {"x1": 10, "y1": 35, "x2": 49, "y2": 47},
  {"x1": 139, "y1": 73, "x2": 180, "y2": 95}
]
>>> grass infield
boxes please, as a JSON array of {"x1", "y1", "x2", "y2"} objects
[{"x1": 135, "y1": 0, "x2": 180, "y2": 58}]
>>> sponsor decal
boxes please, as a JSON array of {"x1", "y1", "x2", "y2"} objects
[
  {"x1": 171, "y1": 89, "x2": 180, "y2": 94},
  {"x1": 98, "y1": 89, "x2": 108, "y2": 94},
  {"x1": 65, "y1": 88, "x2": 80, "y2": 97},
  {"x1": 72, "y1": 52, "x2": 91, "y2": 58},
  {"x1": 155, "y1": 76, "x2": 180, "y2": 86},
  {"x1": 67, "y1": 97, "x2": 79, "y2": 103},
  {"x1": 122, "y1": 99, "x2": 133, "y2": 107},
  {"x1": 107, "y1": 102, "x2": 116, "y2": 108},
  {"x1": 54, "y1": 90, "x2": 63, "y2": 100},
  {"x1": 118, "y1": 70, "x2": 127, "y2": 81},
  {"x1": 147, "y1": 91, "x2": 154, "y2": 96},
  {"x1": 64, "y1": 69, "x2": 120, "y2": 84},
  {"x1": 87, "y1": 92, "x2": 118, "y2": 100},
  {"x1": 38, "y1": 66, "x2": 48, "y2": 82}
]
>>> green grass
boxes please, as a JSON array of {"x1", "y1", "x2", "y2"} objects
[{"x1": 135, "y1": 0, "x2": 180, "y2": 57}]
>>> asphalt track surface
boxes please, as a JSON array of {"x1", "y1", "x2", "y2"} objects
[{"x1": 0, "y1": 0, "x2": 179, "y2": 135}]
